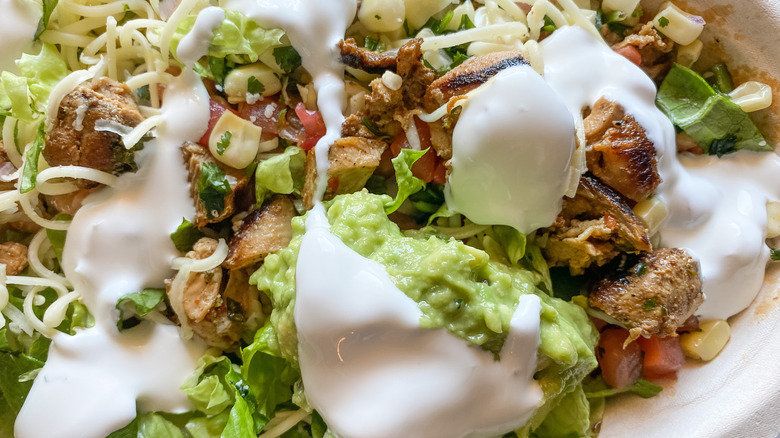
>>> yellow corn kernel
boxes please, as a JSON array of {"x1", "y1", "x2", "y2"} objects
[{"x1": 680, "y1": 319, "x2": 731, "y2": 361}]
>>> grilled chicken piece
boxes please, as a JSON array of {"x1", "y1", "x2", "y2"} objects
[
  {"x1": 302, "y1": 136, "x2": 386, "y2": 208},
  {"x1": 44, "y1": 78, "x2": 145, "y2": 187},
  {"x1": 611, "y1": 22, "x2": 675, "y2": 80},
  {"x1": 181, "y1": 142, "x2": 250, "y2": 228},
  {"x1": 339, "y1": 38, "x2": 398, "y2": 74},
  {"x1": 422, "y1": 51, "x2": 527, "y2": 112},
  {"x1": 0, "y1": 242, "x2": 28, "y2": 275},
  {"x1": 543, "y1": 175, "x2": 651, "y2": 275},
  {"x1": 45, "y1": 188, "x2": 98, "y2": 216},
  {"x1": 341, "y1": 38, "x2": 436, "y2": 135},
  {"x1": 223, "y1": 196, "x2": 296, "y2": 270},
  {"x1": 584, "y1": 97, "x2": 660, "y2": 202},
  {"x1": 589, "y1": 248, "x2": 703, "y2": 339},
  {"x1": 167, "y1": 238, "x2": 260, "y2": 350}
]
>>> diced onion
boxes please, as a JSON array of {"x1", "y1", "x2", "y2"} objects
[
  {"x1": 729, "y1": 81, "x2": 773, "y2": 113},
  {"x1": 676, "y1": 39, "x2": 703, "y2": 68},
  {"x1": 633, "y1": 196, "x2": 669, "y2": 235},
  {"x1": 653, "y1": 3, "x2": 705, "y2": 46},
  {"x1": 381, "y1": 71, "x2": 403, "y2": 91},
  {"x1": 359, "y1": 0, "x2": 405, "y2": 33},
  {"x1": 602, "y1": 0, "x2": 641, "y2": 16},
  {"x1": 224, "y1": 63, "x2": 282, "y2": 104},
  {"x1": 208, "y1": 111, "x2": 262, "y2": 169},
  {"x1": 680, "y1": 319, "x2": 731, "y2": 361},
  {"x1": 766, "y1": 201, "x2": 780, "y2": 238}
]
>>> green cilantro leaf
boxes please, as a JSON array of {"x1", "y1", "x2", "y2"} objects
[
  {"x1": 364, "y1": 35, "x2": 385, "y2": 52},
  {"x1": 658, "y1": 16, "x2": 670, "y2": 27},
  {"x1": 273, "y1": 46, "x2": 302, "y2": 74},
  {"x1": 217, "y1": 131, "x2": 232, "y2": 155},
  {"x1": 170, "y1": 218, "x2": 204, "y2": 253},
  {"x1": 247, "y1": 76, "x2": 264, "y2": 95},
  {"x1": 198, "y1": 162, "x2": 233, "y2": 219},
  {"x1": 642, "y1": 297, "x2": 658, "y2": 311},
  {"x1": 770, "y1": 248, "x2": 780, "y2": 261}
]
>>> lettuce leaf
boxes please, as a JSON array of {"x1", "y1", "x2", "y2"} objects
[
  {"x1": 530, "y1": 384, "x2": 592, "y2": 438},
  {"x1": 384, "y1": 148, "x2": 427, "y2": 214},
  {"x1": 656, "y1": 63, "x2": 771, "y2": 155},
  {"x1": 171, "y1": 10, "x2": 285, "y2": 63},
  {"x1": 19, "y1": 122, "x2": 45, "y2": 193},
  {"x1": 254, "y1": 146, "x2": 305, "y2": 206},
  {"x1": 0, "y1": 44, "x2": 68, "y2": 122}
]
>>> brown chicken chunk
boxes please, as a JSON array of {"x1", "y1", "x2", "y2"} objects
[
  {"x1": 302, "y1": 136, "x2": 386, "y2": 208},
  {"x1": 44, "y1": 78, "x2": 145, "y2": 186},
  {"x1": 422, "y1": 51, "x2": 527, "y2": 112},
  {"x1": 167, "y1": 238, "x2": 260, "y2": 350},
  {"x1": 223, "y1": 196, "x2": 296, "y2": 270},
  {"x1": 0, "y1": 242, "x2": 29, "y2": 275},
  {"x1": 584, "y1": 97, "x2": 660, "y2": 202},
  {"x1": 589, "y1": 248, "x2": 703, "y2": 339},
  {"x1": 0, "y1": 141, "x2": 17, "y2": 191},
  {"x1": 543, "y1": 175, "x2": 651, "y2": 275},
  {"x1": 339, "y1": 38, "x2": 398, "y2": 74},
  {"x1": 611, "y1": 22, "x2": 675, "y2": 80},
  {"x1": 181, "y1": 142, "x2": 250, "y2": 228}
]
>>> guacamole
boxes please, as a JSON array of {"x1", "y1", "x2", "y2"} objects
[{"x1": 251, "y1": 191, "x2": 599, "y2": 436}]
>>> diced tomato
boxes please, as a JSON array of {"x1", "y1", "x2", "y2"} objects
[
  {"x1": 596, "y1": 328, "x2": 643, "y2": 389},
  {"x1": 615, "y1": 45, "x2": 642, "y2": 66},
  {"x1": 294, "y1": 102, "x2": 326, "y2": 150},
  {"x1": 637, "y1": 335, "x2": 686, "y2": 380},
  {"x1": 238, "y1": 97, "x2": 282, "y2": 141},
  {"x1": 199, "y1": 99, "x2": 235, "y2": 145}
]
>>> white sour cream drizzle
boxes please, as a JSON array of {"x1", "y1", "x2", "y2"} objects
[
  {"x1": 540, "y1": 26, "x2": 780, "y2": 320},
  {"x1": 222, "y1": 0, "x2": 357, "y2": 200},
  {"x1": 15, "y1": 70, "x2": 210, "y2": 438},
  {"x1": 445, "y1": 65, "x2": 576, "y2": 234},
  {"x1": 0, "y1": 0, "x2": 39, "y2": 72},
  {"x1": 295, "y1": 205, "x2": 543, "y2": 438},
  {"x1": 176, "y1": 6, "x2": 225, "y2": 65}
]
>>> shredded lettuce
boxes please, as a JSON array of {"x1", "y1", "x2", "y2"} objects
[
  {"x1": 384, "y1": 148, "x2": 427, "y2": 214},
  {"x1": 0, "y1": 44, "x2": 68, "y2": 122},
  {"x1": 254, "y1": 146, "x2": 305, "y2": 206},
  {"x1": 19, "y1": 122, "x2": 44, "y2": 193},
  {"x1": 170, "y1": 218, "x2": 204, "y2": 253},
  {"x1": 115, "y1": 289, "x2": 166, "y2": 331},
  {"x1": 171, "y1": 10, "x2": 285, "y2": 63},
  {"x1": 656, "y1": 63, "x2": 771, "y2": 156}
]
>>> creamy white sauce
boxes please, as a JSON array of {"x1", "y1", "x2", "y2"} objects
[
  {"x1": 222, "y1": 0, "x2": 357, "y2": 200},
  {"x1": 295, "y1": 205, "x2": 543, "y2": 438},
  {"x1": 660, "y1": 151, "x2": 780, "y2": 319},
  {"x1": 176, "y1": 6, "x2": 225, "y2": 64},
  {"x1": 445, "y1": 65, "x2": 576, "y2": 234},
  {"x1": 15, "y1": 70, "x2": 210, "y2": 438},
  {"x1": 0, "y1": 0, "x2": 39, "y2": 72}
]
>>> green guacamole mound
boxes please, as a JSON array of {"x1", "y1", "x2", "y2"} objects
[{"x1": 250, "y1": 191, "x2": 599, "y2": 437}]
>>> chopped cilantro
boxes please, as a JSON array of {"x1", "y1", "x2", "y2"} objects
[
  {"x1": 708, "y1": 134, "x2": 738, "y2": 157},
  {"x1": 374, "y1": 14, "x2": 381, "y2": 20},
  {"x1": 217, "y1": 131, "x2": 232, "y2": 155},
  {"x1": 771, "y1": 248, "x2": 780, "y2": 261},
  {"x1": 364, "y1": 35, "x2": 385, "y2": 52},
  {"x1": 632, "y1": 262, "x2": 648, "y2": 277},
  {"x1": 226, "y1": 297, "x2": 245, "y2": 323},
  {"x1": 361, "y1": 117, "x2": 390, "y2": 140},
  {"x1": 247, "y1": 76, "x2": 264, "y2": 95},
  {"x1": 170, "y1": 218, "x2": 204, "y2": 252},
  {"x1": 198, "y1": 162, "x2": 233, "y2": 219},
  {"x1": 632, "y1": 7, "x2": 644, "y2": 18},
  {"x1": 208, "y1": 56, "x2": 229, "y2": 86},
  {"x1": 643, "y1": 297, "x2": 658, "y2": 311},
  {"x1": 658, "y1": 16, "x2": 670, "y2": 27},
  {"x1": 273, "y1": 46, "x2": 302, "y2": 74}
]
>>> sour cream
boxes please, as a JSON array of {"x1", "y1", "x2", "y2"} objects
[
  {"x1": 15, "y1": 70, "x2": 210, "y2": 438},
  {"x1": 295, "y1": 205, "x2": 543, "y2": 438},
  {"x1": 660, "y1": 151, "x2": 780, "y2": 319},
  {"x1": 445, "y1": 65, "x2": 576, "y2": 234},
  {"x1": 0, "y1": 0, "x2": 39, "y2": 72}
]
